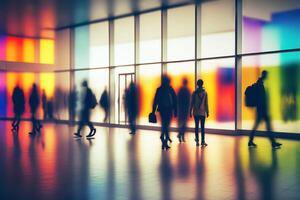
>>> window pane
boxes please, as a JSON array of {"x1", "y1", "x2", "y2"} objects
[
  {"x1": 0, "y1": 36, "x2": 5, "y2": 60},
  {"x1": 75, "y1": 25, "x2": 90, "y2": 69},
  {"x1": 243, "y1": 0, "x2": 300, "y2": 53},
  {"x1": 112, "y1": 66, "x2": 135, "y2": 123},
  {"x1": 74, "y1": 70, "x2": 89, "y2": 120},
  {"x1": 54, "y1": 72, "x2": 70, "y2": 120},
  {"x1": 89, "y1": 68, "x2": 109, "y2": 122},
  {"x1": 241, "y1": 52, "x2": 300, "y2": 133},
  {"x1": 90, "y1": 22, "x2": 109, "y2": 67},
  {"x1": 40, "y1": 39, "x2": 54, "y2": 64},
  {"x1": 137, "y1": 64, "x2": 161, "y2": 126},
  {"x1": 167, "y1": 5, "x2": 195, "y2": 61},
  {"x1": 0, "y1": 72, "x2": 7, "y2": 117},
  {"x1": 114, "y1": 17, "x2": 134, "y2": 65},
  {"x1": 139, "y1": 11, "x2": 161, "y2": 63},
  {"x1": 200, "y1": 0, "x2": 235, "y2": 57},
  {"x1": 197, "y1": 58, "x2": 235, "y2": 130},
  {"x1": 6, "y1": 72, "x2": 36, "y2": 118},
  {"x1": 166, "y1": 61, "x2": 195, "y2": 127},
  {"x1": 23, "y1": 38, "x2": 35, "y2": 63}
]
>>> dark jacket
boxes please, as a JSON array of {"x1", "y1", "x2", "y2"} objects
[{"x1": 152, "y1": 85, "x2": 177, "y2": 117}]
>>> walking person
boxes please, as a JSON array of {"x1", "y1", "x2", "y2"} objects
[
  {"x1": 152, "y1": 75, "x2": 177, "y2": 150},
  {"x1": 29, "y1": 84, "x2": 42, "y2": 135},
  {"x1": 11, "y1": 85, "x2": 25, "y2": 133},
  {"x1": 99, "y1": 88, "x2": 110, "y2": 123},
  {"x1": 190, "y1": 79, "x2": 209, "y2": 147},
  {"x1": 177, "y1": 78, "x2": 191, "y2": 143},
  {"x1": 125, "y1": 82, "x2": 139, "y2": 135},
  {"x1": 248, "y1": 70, "x2": 282, "y2": 148},
  {"x1": 42, "y1": 89, "x2": 47, "y2": 120},
  {"x1": 74, "y1": 80, "x2": 96, "y2": 138}
]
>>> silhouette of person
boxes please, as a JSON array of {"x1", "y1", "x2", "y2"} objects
[
  {"x1": 74, "y1": 80, "x2": 96, "y2": 138},
  {"x1": 190, "y1": 79, "x2": 209, "y2": 147},
  {"x1": 69, "y1": 88, "x2": 77, "y2": 123},
  {"x1": 99, "y1": 88, "x2": 110, "y2": 123},
  {"x1": 248, "y1": 70, "x2": 282, "y2": 148},
  {"x1": 42, "y1": 89, "x2": 47, "y2": 120},
  {"x1": 11, "y1": 85, "x2": 25, "y2": 133},
  {"x1": 152, "y1": 75, "x2": 177, "y2": 150},
  {"x1": 29, "y1": 83, "x2": 42, "y2": 135},
  {"x1": 177, "y1": 78, "x2": 191, "y2": 143},
  {"x1": 125, "y1": 82, "x2": 138, "y2": 135},
  {"x1": 47, "y1": 99, "x2": 54, "y2": 120}
]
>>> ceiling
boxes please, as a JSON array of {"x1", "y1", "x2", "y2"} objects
[{"x1": 0, "y1": 0, "x2": 194, "y2": 38}]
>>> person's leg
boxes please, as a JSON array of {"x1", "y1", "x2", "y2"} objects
[
  {"x1": 200, "y1": 116, "x2": 206, "y2": 145},
  {"x1": 12, "y1": 116, "x2": 17, "y2": 130},
  {"x1": 181, "y1": 118, "x2": 187, "y2": 142},
  {"x1": 249, "y1": 113, "x2": 261, "y2": 145},
  {"x1": 264, "y1": 115, "x2": 281, "y2": 148},
  {"x1": 165, "y1": 114, "x2": 171, "y2": 143},
  {"x1": 194, "y1": 116, "x2": 200, "y2": 145},
  {"x1": 16, "y1": 116, "x2": 21, "y2": 131},
  {"x1": 30, "y1": 113, "x2": 36, "y2": 134}
]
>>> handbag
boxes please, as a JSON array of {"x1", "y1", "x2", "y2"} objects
[{"x1": 148, "y1": 112, "x2": 157, "y2": 123}]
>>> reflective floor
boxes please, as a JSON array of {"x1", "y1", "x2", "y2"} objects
[{"x1": 0, "y1": 121, "x2": 300, "y2": 200}]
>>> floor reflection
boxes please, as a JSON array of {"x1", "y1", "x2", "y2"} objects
[{"x1": 0, "y1": 121, "x2": 300, "y2": 200}]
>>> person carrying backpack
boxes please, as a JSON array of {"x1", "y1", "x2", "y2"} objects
[
  {"x1": 247, "y1": 70, "x2": 282, "y2": 148},
  {"x1": 74, "y1": 80, "x2": 96, "y2": 138},
  {"x1": 152, "y1": 75, "x2": 177, "y2": 150},
  {"x1": 190, "y1": 79, "x2": 209, "y2": 147}
]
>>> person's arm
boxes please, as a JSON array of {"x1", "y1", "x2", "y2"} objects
[
  {"x1": 189, "y1": 93, "x2": 194, "y2": 117},
  {"x1": 171, "y1": 88, "x2": 177, "y2": 117},
  {"x1": 152, "y1": 89, "x2": 159, "y2": 113},
  {"x1": 205, "y1": 92, "x2": 209, "y2": 117}
]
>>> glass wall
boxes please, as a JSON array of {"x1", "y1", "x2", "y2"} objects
[
  {"x1": 1, "y1": 0, "x2": 297, "y2": 134},
  {"x1": 66, "y1": 0, "x2": 300, "y2": 134}
]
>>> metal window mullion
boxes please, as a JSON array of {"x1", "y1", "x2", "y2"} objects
[
  {"x1": 161, "y1": 8, "x2": 168, "y2": 76},
  {"x1": 109, "y1": 20, "x2": 115, "y2": 124},
  {"x1": 195, "y1": 0, "x2": 202, "y2": 88},
  {"x1": 235, "y1": 0, "x2": 243, "y2": 131}
]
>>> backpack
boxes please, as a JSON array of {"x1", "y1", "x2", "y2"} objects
[
  {"x1": 245, "y1": 83, "x2": 258, "y2": 107},
  {"x1": 87, "y1": 89, "x2": 97, "y2": 109}
]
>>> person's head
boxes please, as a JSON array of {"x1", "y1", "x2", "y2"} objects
[
  {"x1": 197, "y1": 79, "x2": 203, "y2": 88},
  {"x1": 82, "y1": 80, "x2": 88, "y2": 87},
  {"x1": 182, "y1": 78, "x2": 188, "y2": 86},
  {"x1": 261, "y1": 70, "x2": 268, "y2": 80},
  {"x1": 162, "y1": 75, "x2": 170, "y2": 87}
]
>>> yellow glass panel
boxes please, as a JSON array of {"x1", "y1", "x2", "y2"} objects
[
  {"x1": 23, "y1": 38, "x2": 35, "y2": 63},
  {"x1": 40, "y1": 39, "x2": 55, "y2": 64},
  {"x1": 40, "y1": 73, "x2": 55, "y2": 98}
]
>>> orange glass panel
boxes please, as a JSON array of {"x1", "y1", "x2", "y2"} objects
[
  {"x1": 6, "y1": 37, "x2": 22, "y2": 62},
  {"x1": 23, "y1": 38, "x2": 35, "y2": 63},
  {"x1": 40, "y1": 39, "x2": 55, "y2": 64}
]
